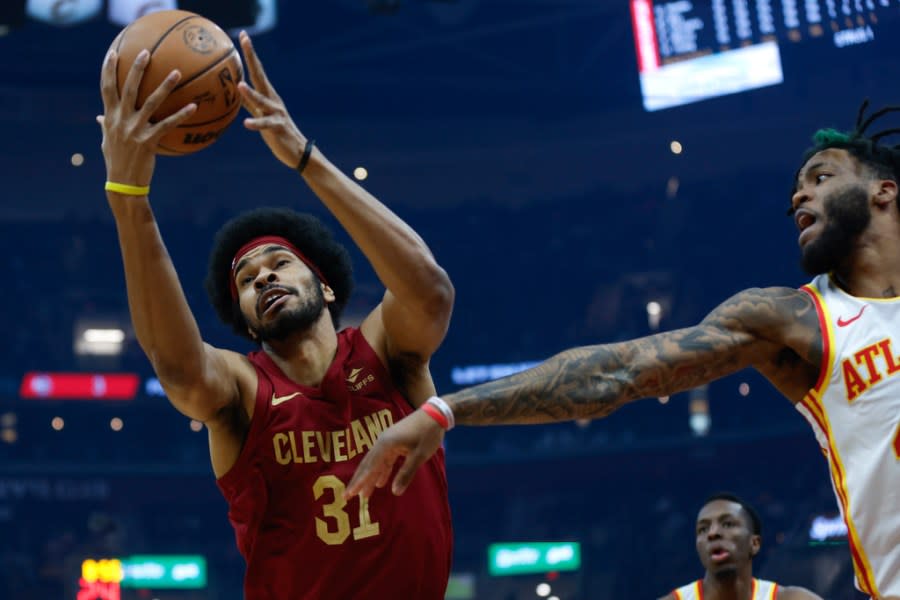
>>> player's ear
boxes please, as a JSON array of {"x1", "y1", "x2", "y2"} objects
[
  {"x1": 873, "y1": 178, "x2": 897, "y2": 208},
  {"x1": 322, "y1": 284, "x2": 336, "y2": 303},
  {"x1": 749, "y1": 534, "x2": 761, "y2": 557}
]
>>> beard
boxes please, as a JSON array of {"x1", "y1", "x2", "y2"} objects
[
  {"x1": 800, "y1": 184, "x2": 871, "y2": 276},
  {"x1": 252, "y1": 283, "x2": 327, "y2": 343}
]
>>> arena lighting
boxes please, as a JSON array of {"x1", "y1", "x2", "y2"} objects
[
  {"x1": 108, "y1": 0, "x2": 276, "y2": 33},
  {"x1": 26, "y1": 0, "x2": 101, "y2": 26},
  {"x1": 646, "y1": 300, "x2": 662, "y2": 330},
  {"x1": 75, "y1": 322, "x2": 127, "y2": 356},
  {"x1": 108, "y1": 0, "x2": 176, "y2": 26},
  {"x1": 688, "y1": 385, "x2": 710, "y2": 436},
  {"x1": 84, "y1": 329, "x2": 125, "y2": 344}
]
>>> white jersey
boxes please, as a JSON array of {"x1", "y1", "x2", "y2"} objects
[
  {"x1": 799, "y1": 275, "x2": 900, "y2": 599},
  {"x1": 671, "y1": 578, "x2": 778, "y2": 600}
]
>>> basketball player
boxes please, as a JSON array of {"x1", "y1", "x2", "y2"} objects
[
  {"x1": 347, "y1": 101, "x2": 900, "y2": 599},
  {"x1": 97, "y1": 32, "x2": 454, "y2": 599},
  {"x1": 659, "y1": 493, "x2": 821, "y2": 600}
]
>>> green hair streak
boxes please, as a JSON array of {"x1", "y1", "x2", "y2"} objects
[{"x1": 812, "y1": 128, "x2": 854, "y2": 146}]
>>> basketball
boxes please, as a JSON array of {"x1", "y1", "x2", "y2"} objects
[{"x1": 110, "y1": 10, "x2": 244, "y2": 155}]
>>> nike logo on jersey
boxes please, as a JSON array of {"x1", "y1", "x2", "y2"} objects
[
  {"x1": 837, "y1": 305, "x2": 867, "y2": 327},
  {"x1": 272, "y1": 391, "x2": 302, "y2": 406}
]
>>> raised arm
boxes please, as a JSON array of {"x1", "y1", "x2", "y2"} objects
[
  {"x1": 98, "y1": 49, "x2": 241, "y2": 423},
  {"x1": 235, "y1": 32, "x2": 454, "y2": 365},
  {"x1": 446, "y1": 286, "x2": 816, "y2": 424},
  {"x1": 346, "y1": 286, "x2": 820, "y2": 497}
]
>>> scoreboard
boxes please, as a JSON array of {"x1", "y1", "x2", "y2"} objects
[{"x1": 631, "y1": 0, "x2": 899, "y2": 110}]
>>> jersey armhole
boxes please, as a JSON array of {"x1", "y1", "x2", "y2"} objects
[{"x1": 799, "y1": 283, "x2": 833, "y2": 398}]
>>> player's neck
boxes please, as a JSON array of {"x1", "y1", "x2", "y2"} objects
[
  {"x1": 702, "y1": 568, "x2": 754, "y2": 600},
  {"x1": 262, "y1": 314, "x2": 339, "y2": 387},
  {"x1": 835, "y1": 234, "x2": 900, "y2": 298}
]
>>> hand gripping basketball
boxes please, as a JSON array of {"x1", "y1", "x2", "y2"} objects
[{"x1": 98, "y1": 48, "x2": 197, "y2": 189}]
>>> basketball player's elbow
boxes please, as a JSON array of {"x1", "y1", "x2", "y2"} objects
[{"x1": 416, "y1": 266, "x2": 455, "y2": 320}]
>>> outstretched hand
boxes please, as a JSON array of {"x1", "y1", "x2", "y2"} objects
[
  {"x1": 237, "y1": 31, "x2": 308, "y2": 169},
  {"x1": 345, "y1": 409, "x2": 446, "y2": 499},
  {"x1": 97, "y1": 48, "x2": 196, "y2": 186}
]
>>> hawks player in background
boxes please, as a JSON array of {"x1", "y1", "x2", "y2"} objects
[
  {"x1": 660, "y1": 493, "x2": 821, "y2": 600},
  {"x1": 349, "y1": 101, "x2": 900, "y2": 599},
  {"x1": 98, "y1": 31, "x2": 454, "y2": 599}
]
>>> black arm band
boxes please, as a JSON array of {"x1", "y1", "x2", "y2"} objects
[{"x1": 296, "y1": 139, "x2": 315, "y2": 174}]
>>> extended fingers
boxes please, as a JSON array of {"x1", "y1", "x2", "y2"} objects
[
  {"x1": 239, "y1": 31, "x2": 274, "y2": 96},
  {"x1": 392, "y1": 451, "x2": 427, "y2": 496},
  {"x1": 138, "y1": 69, "x2": 183, "y2": 120},
  {"x1": 238, "y1": 81, "x2": 276, "y2": 116},
  {"x1": 99, "y1": 50, "x2": 120, "y2": 113},
  {"x1": 346, "y1": 453, "x2": 393, "y2": 500},
  {"x1": 121, "y1": 49, "x2": 151, "y2": 110},
  {"x1": 243, "y1": 114, "x2": 281, "y2": 131},
  {"x1": 149, "y1": 103, "x2": 197, "y2": 140}
]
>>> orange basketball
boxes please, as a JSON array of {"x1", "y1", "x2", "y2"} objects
[{"x1": 110, "y1": 10, "x2": 243, "y2": 155}]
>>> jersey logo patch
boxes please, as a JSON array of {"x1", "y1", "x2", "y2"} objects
[
  {"x1": 346, "y1": 365, "x2": 375, "y2": 392},
  {"x1": 272, "y1": 391, "x2": 302, "y2": 406},
  {"x1": 837, "y1": 305, "x2": 867, "y2": 327},
  {"x1": 346, "y1": 367, "x2": 364, "y2": 384}
]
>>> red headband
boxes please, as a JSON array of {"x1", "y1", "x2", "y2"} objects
[{"x1": 229, "y1": 235, "x2": 329, "y2": 300}]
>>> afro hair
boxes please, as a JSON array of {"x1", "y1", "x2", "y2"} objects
[{"x1": 205, "y1": 207, "x2": 354, "y2": 340}]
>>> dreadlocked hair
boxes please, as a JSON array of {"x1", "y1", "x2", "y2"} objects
[
  {"x1": 803, "y1": 98, "x2": 900, "y2": 183},
  {"x1": 205, "y1": 207, "x2": 354, "y2": 341}
]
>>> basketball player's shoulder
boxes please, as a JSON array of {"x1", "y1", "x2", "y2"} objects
[
  {"x1": 209, "y1": 343, "x2": 257, "y2": 373},
  {"x1": 707, "y1": 286, "x2": 816, "y2": 331},
  {"x1": 776, "y1": 584, "x2": 824, "y2": 600},
  {"x1": 657, "y1": 593, "x2": 677, "y2": 600},
  {"x1": 206, "y1": 344, "x2": 259, "y2": 395}
]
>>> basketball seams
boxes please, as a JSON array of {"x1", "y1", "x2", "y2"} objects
[
  {"x1": 110, "y1": 11, "x2": 242, "y2": 154},
  {"x1": 149, "y1": 15, "x2": 201, "y2": 58},
  {"x1": 171, "y1": 47, "x2": 238, "y2": 93},
  {"x1": 176, "y1": 99, "x2": 241, "y2": 128}
]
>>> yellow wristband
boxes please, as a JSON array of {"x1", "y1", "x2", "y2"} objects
[{"x1": 105, "y1": 181, "x2": 150, "y2": 196}]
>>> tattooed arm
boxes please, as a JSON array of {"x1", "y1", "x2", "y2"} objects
[
  {"x1": 345, "y1": 286, "x2": 820, "y2": 497},
  {"x1": 448, "y1": 286, "x2": 819, "y2": 424}
]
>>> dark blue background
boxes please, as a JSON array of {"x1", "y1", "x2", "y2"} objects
[{"x1": 2, "y1": 0, "x2": 897, "y2": 597}]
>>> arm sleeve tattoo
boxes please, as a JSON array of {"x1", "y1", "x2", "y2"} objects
[{"x1": 445, "y1": 287, "x2": 817, "y2": 425}]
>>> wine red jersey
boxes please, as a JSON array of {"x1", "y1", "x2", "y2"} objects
[{"x1": 217, "y1": 327, "x2": 453, "y2": 599}]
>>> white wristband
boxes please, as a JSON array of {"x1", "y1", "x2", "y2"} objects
[{"x1": 426, "y1": 396, "x2": 455, "y2": 431}]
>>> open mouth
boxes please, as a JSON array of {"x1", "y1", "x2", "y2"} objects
[
  {"x1": 709, "y1": 547, "x2": 731, "y2": 563},
  {"x1": 795, "y1": 210, "x2": 816, "y2": 233},
  {"x1": 258, "y1": 288, "x2": 292, "y2": 317}
]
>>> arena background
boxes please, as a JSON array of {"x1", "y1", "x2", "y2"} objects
[{"x1": 1, "y1": 0, "x2": 897, "y2": 598}]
